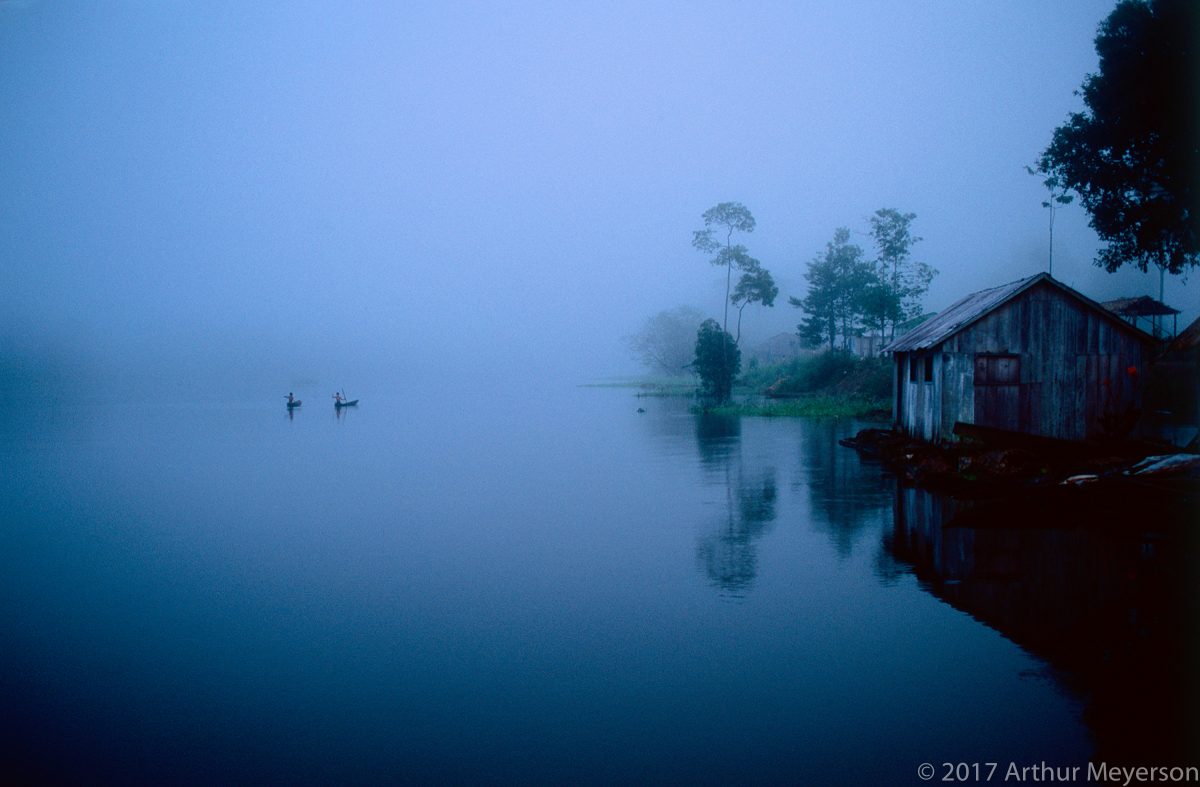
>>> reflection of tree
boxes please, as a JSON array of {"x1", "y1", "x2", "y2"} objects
[
  {"x1": 693, "y1": 413, "x2": 777, "y2": 596},
  {"x1": 798, "y1": 419, "x2": 891, "y2": 557},
  {"x1": 738, "y1": 472, "x2": 777, "y2": 525},
  {"x1": 692, "y1": 411, "x2": 740, "y2": 470},
  {"x1": 887, "y1": 483, "x2": 1198, "y2": 761}
]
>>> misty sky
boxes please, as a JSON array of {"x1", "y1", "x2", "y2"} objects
[{"x1": 2, "y1": 1, "x2": 1194, "y2": 392}]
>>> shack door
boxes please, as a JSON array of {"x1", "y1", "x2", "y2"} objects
[{"x1": 974, "y1": 354, "x2": 1021, "y2": 431}]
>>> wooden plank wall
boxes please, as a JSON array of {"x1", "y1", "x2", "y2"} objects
[
  {"x1": 897, "y1": 281, "x2": 1152, "y2": 442},
  {"x1": 896, "y1": 352, "x2": 941, "y2": 442}
]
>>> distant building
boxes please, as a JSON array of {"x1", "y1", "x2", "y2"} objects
[
  {"x1": 849, "y1": 334, "x2": 884, "y2": 358},
  {"x1": 883, "y1": 273, "x2": 1158, "y2": 443},
  {"x1": 1101, "y1": 295, "x2": 1180, "y2": 340}
]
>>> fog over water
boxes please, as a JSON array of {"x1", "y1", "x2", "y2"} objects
[
  {"x1": 1, "y1": 1, "x2": 1194, "y2": 396},
  {"x1": 3, "y1": 5, "x2": 1198, "y2": 780}
]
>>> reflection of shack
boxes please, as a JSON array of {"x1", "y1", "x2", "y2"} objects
[
  {"x1": 884, "y1": 273, "x2": 1158, "y2": 443},
  {"x1": 891, "y1": 488, "x2": 1109, "y2": 613},
  {"x1": 889, "y1": 485, "x2": 1194, "y2": 759}
]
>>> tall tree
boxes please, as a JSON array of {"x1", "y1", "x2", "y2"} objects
[
  {"x1": 691, "y1": 202, "x2": 775, "y2": 399},
  {"x1": 624, "y1": 306, "x2": 706, "y2": 378},
  {"x1": 1038, "y1": 0, "x2": 1199, "y2": 275},
  {"x1": 868, "y1": 209, "x2": 933, "y2": 341},
  {"x1": 692, "y1": 202, "x2": 758, "y2": 335},
  {"x1": 791, "y1": 228, "x2": 873, "y2": 351}
]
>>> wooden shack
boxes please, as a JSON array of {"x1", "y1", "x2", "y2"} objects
[{"x1": 883, "y1": 273, "x2": 1158, "y2": 443}]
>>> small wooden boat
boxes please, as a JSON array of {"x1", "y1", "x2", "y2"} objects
[
  {"x1": 334, "y1": 399, "x2": 358, "y2": 408},
  {"x1": 287, "y1": 399, "x2": 302, "y2": 409}
]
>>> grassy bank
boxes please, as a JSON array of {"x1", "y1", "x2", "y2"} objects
[
  {"x1": 740, "y1": 351, "x2": 891, "y2": 400},
  {"x1": 710, "y1": 351, "x2": 892, "y2": 417},
  {"x1": 615, "y1": 351, "x2": 894, "y2": 417}
]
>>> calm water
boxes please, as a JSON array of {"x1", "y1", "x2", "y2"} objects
[{"x1": 1, "y1": 384, "x2": 1193, "y2": 783}]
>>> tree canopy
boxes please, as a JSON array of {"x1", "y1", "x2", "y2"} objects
[
  {"x1": 624, "y1": 306, "x2": 705, "y2": 378},
  {"x1": 867, "y1": 209, "x2": 933, "y2": 341},
  {"x1": 1038, "y1": 0, "x2": 1199, "y2": 274},
  {"x1": 791, "y1": 228, "x2": 873, "y2": 351},
  {"x1": 791, "y1": 215, "x2": 934, "y2": 351},
  {"x1": 730, "y1": 261, "x2": 778, "y2": 344}
]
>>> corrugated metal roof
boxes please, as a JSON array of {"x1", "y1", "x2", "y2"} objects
[
  {"x1": 1102, "y1": 295, "x2": 1180, "y2": 317},
  {"x1": 883, "y1": 273, "x2": 1045, "y2": 353},
  {"x1": 883, "y1": 272, "x2": 1161, "y2": 353}
]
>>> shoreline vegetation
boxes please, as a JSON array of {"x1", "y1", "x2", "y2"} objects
[
  {"x1": 595, "y1": 351, "x2": 1199, "y2": 529},
  {"x1": 598, "y1": 351, "x2": 893, "y2": 418}
]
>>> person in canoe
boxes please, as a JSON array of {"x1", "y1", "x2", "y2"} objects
[
  {"x1": 333, "y1": 391, "x2": 344, "y2": 404},
  {"x1": 286, "y1": 392, "x2": 300, "y2": 407}
]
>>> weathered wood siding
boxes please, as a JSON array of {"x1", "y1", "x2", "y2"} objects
[
  {"x1": 895, "y1": 280, "x2": 1153, "y2": 442},
  {"x1": 896, "y1": 351, "x2": 941, "y2": 442}
]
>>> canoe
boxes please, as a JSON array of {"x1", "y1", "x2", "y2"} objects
[
  {"x1": 334, "y1": 399, "x2": 359, "y2": 408},
  {"x1": 287, "y1": 400, "x2": 302, "y2": 409}
]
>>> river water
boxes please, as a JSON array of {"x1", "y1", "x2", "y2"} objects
[{"x1": 1, "y1": 384, "x2": 1193, "y2": 782}]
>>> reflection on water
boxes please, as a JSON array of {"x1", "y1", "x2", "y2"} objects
[
  {"x1": 799, "y1": 419, "x2": 892, "y2": 559},
  {"x1": 1, "y1": 388, "x2": 1192, "y2": 781},
  {"x1": 693, "y1": 409, "x2": 741, "y2": 468},
  {"x1": 888, "y1": 485, "x2": 1199, "y2": 759},
  {"x1": 686, "y1": 412, "x2": 896, "y2": 595},
  {"x1": 677, "y1": 401, "x2": 1196, "y2": 758}
]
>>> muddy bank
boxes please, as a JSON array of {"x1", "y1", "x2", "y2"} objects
[{"x1": 841, "y1": 428, "x2": 1199, "y2": 529}]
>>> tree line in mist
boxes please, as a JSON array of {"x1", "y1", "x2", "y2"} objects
[
  {"x1": 628, "y1": 0, "x2": 1196, "y2": 404},
  {"x1": 627, "y1": 202, "x2": 934, "y2": 402}
]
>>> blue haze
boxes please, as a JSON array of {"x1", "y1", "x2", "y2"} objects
[
  {"x1": 0, "y1": 1, "x2": 1193, "y2": 396},
  {"x1": 1, "y1": 4, "x2": 1195, "y2": 780},
  {"x1": 1, "y1": 389, "x2": 1096, "y2": 782}
]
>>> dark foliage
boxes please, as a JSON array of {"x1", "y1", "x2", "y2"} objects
[
  {"x1": 868, "y1": 209, "x2": 933, "y2": 340},
  {"x1": 791, "y1": 228, "x2": 874, "y2": 351},
  {"x1": 693, "y1": 318, "x2": 741, "y2": 403},
  {"x1": 1039, "y1": 0, "x2": 1199, "y2": 274},
  {"x1": 740, "y1": 351, "x2": 891, "y2": 401},
  {"x1": 731, "y1": 261, "x2": 778, "y2": 343}
]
